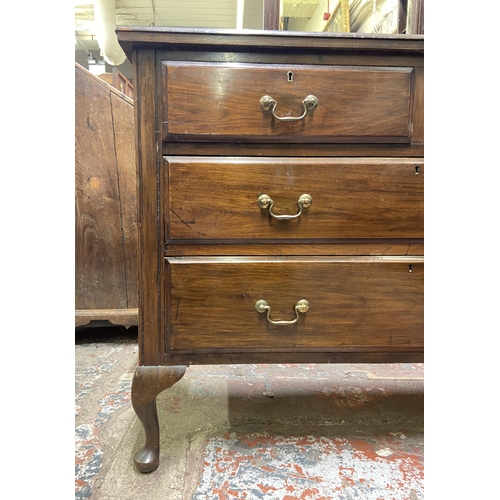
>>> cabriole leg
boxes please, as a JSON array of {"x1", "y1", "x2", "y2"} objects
[{"x1": 131, "y1": 365, "x2": 186, "y2": 473}]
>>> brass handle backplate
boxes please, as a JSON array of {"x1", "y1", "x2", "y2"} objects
[
  {"x1": 258, "y1": 193, "x2": 312, "y2": 220},
  {"x1": 255, "y1": 299, "x2": 309, "y2": 325},
  {"x1": 260, "y1": 94, "x2": 319, "y2": 122}
]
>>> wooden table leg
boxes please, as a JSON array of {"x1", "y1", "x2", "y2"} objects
[{"x1": 131, "y1": 365, "x2": 186, "y2": 472}]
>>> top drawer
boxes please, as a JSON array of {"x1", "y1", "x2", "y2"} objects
[{"x1": 160, "y1": 61, "x2": 417, "y2": 144}]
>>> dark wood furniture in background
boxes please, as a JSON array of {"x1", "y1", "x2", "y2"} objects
[
  {"x1": 116, "y1": 27, "x2": 424, "y2": 473},
  {"x1": 113, "y1": 67, "x2": 134, "y2": 99},
  {"x1": 96, "y1": 67, "x2": 134, "y2": 99},
  {"x1": 263, "y1": 0, "x2": 280, "y2": 30},
  {"x1": 75, "y1": 63, "x2": 138, "y2": 328},
  {"x1": 406, "y1": 0, "x2": 424, "y2": 34}
]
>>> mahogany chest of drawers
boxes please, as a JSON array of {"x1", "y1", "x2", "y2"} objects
[{"x1": 116, "y1": 27, "x2": 424, "y2": 473}]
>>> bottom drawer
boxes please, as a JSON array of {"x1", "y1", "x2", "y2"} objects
[{"x1": 166, "y1": 256, "x2": 423, "y2": 352}]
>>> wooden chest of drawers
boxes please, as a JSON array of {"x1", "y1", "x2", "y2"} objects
[{"x1": 117, "y1": 27, "x2": 424, "y2": 473}]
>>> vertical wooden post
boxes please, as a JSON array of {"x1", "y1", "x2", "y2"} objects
[
  {"x1": 406, "y1": 0, "x2": 424, "y2": 34},
  {"x1": 263, "y1": 0, "x2": 280, "y2": 31}
]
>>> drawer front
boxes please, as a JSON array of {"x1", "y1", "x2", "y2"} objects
[
  {"x1": 165, "y1": 157, "x2": 423, "y2": 241},
  {"x1": 161, "y1": 62, "x2": 416, "y2": 143},
  {"x1": 166, "y1": 257, "x2": 423, "y2": 351}
]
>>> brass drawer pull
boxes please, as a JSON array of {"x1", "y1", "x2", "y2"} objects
[
  {"x1": 258, "y1": 193, "x2": 312, "y2": 220},
  {"x1": 255, "y1": 299, "x2": 309, "y2": 325},
  {"x1": 260, "y1": 94, "x2": 319, "y2": 122}
]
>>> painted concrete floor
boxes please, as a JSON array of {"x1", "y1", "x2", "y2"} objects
[{"x1": 75, "y1": 326, "x2": 424, "y2": 500}]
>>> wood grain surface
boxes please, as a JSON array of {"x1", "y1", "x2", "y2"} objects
[
  {"x1": 135, "y1": 50, "x2": 163, "y2": 364},
  {"x1": 75, "y1": 64, "x2": 138, "y2": 318},
  {"x1": 164, "y1": 243, "x2": 424, "y2": 257},
  {"x1": 166, "y1": 257, "x2": 423, "y2": 351},
  {"x1": 162, "y1": 142, "x2": 424, "y2": 158},
  {"x1": 116, "y1": 27, "x2": 424, "y2": 56},
  {"x1": 119, "y1": 29, "x2": 424, "y2": 372},
  {"x1": 161, "y1": 62, "x2": 415, "y2": 143},
  {"x1": 165, "y1": 157, "x2": 423, "y2": 241}
]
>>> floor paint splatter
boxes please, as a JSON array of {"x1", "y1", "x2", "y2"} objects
[
  {"x1": 75, "y1": 328, "x2": 136, "y2": 499},
  {"x1": 75, "y1": 327, "x2": 423, "y2": 499},
  {"x1": 193, "y1": 432, "x2": 423, "y2": 500}
]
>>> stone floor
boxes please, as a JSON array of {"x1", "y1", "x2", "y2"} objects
[{"x1": 75, "y1": 325, "x2": 424, "y2": 499}]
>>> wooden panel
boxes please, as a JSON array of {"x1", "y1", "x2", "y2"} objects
[
  {"x1": 165, "y1": 157, "x2": 423, "y2": 240},
  {"x1": 111, "y1": 91, "x2": 139, "y2": 308},
  {"x1": 163, "y1": 142, "x2": 424, "y2": 157},
  {"x1": 117, "y1": 27, "x2": 424, "y2": 56},
  {"x1": 98, "y1": 73, "x2": 114, "y2": 86},
  {"x1": 166, "y1": 257, "x2": 423, "y2": 351},
  {"x1": 163, "y1": 351, "x2": 424, "y2": 366},
  {"x1": 75, "y1": 309, "x2": 138, "y2": 328},
  {"x1": 112, "y1": 68, "x2": 134, "y2": 99},
  {"x1": 135, "y1": 50, "x2": 163, "y2": 364},
  {"x1": 407, "y1": 0, "x2": 424, "y2": 34},
  {"x1": 412, "y1": 65, "x2": 424, "y2": 143},
  {"x1": 165, "y1": 243, "x2": 424, "y2": 256},
  {"x1": 161, "y1": 62, "x2": 415, "y2": 143},
  {"x1": 75, "y1": 64, "x2": 128, "y2": 311},
  {"x1": 263, "y1": 0, "x2": 280, "y2": 30},
  {"x1": 159, "y1": 49, "x2": 423, "y2": 69}
]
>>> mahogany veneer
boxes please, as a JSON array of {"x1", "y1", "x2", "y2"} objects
[{"x1": 116, "y1": 27, "x2": 424, "y2": 473}]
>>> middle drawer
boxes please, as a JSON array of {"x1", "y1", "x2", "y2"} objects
[{"x1": 164, "y1": 157, "x2": 423, "y2": 241}]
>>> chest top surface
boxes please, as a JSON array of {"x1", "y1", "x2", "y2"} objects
[{"x1": 116, "y1": 26, "x2": 424, "y2": 61}]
